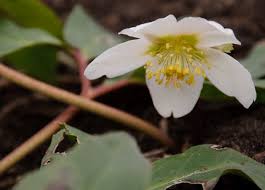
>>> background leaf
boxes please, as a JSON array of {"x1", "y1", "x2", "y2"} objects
[
  {"x1": 64, "y1": 5, "x2": 123, "y2": 60},
  {"x1": 241, "y1": 42, "x2": 265, "y2": 79},
  {"x1": 0, "y1": 19, "x2": 61, "y2": 57},
  {"x1": 6, "y1": 45, "x2": 58, "y2": 82},
  {"x1": 0, "y1": 0, "x2": 62, "y2": 37},
  {"x1": 0, "y1": 0, "x2": 63, "y2": 82},
  {"x1": 0, "y1": 19, "x2": 62, "y2": 82},
  {"x1": 14, "y1": 132, "x2": 151, "y2": 190},
  {"x1": 149, "y1": 145, "x2": 265, "y2": 190}
]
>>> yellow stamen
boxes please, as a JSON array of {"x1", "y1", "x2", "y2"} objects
[{"x1": 145, "y1": 34, "x2": 208, "y2": 88}]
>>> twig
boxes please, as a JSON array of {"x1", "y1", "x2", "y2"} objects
[
  {"x1": 0, "y1": 78, "x2": 9, "y2": 88},
  {"x1": 71, "y1": 50, "x2": 91, "y2": 96},
  {"x1": 254, "y1": 151, "x2": 265, "y2": 162},
  {"x1": 144, "y1": 148, "x2": 166, "y2": 162},
  {"x1": 0, "y1": 97, "x2": 30, "y2": 121},
  {"x1": 90, "y1": 80, "x2": 131, "y2": 97}
]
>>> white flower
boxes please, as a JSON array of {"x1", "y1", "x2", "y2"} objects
[{"x1": 84, "y1": 15, "x2": 256, "y2": 118}]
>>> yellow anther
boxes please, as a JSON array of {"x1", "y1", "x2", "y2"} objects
[
  {"x1": 155, "y1": 72, "x2": 161, "y2": 80},
  {"x1": 177, "y1": 73, "x2": 184, "y2": 80},
  {"x1": 201, "y1": 70, "x2": 206, "y2": 78},
  {"x1": 176, "y1": 65, "x2": 182, "y2": 73},
  {"x1": 156, "y1": 79, "x2": 163, "y2": 85},
  {"x1": 145, "y1": 60, "x2": 153, "y2": 67},
  {"x1": 186, "y1": 75, "x2": 195, "y2": 85},
  {"x1": 147, "y1": 71, "x2": 153, "y2": 79},
  {"x1": 216, "y1": 44, "x2": 234, "y2": 53},
  {"x1": 166, "y1": 43, "x2": 171, "y2": 49},
  {"x1": 183, "y1": 67, "x2": 190, "y2": 75}
]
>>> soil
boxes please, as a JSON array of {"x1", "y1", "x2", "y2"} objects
[{"x1": 1, "y1": 0, "x2": 265, "y2": 189}]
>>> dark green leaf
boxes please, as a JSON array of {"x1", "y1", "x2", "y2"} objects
[
  {"x1": 0, "y1": 19, "x2": 61, "y2": 57},
  {"x1": 150, "y1": 145, "x2": 265, "y2": 190},
  {"x1": 6, "y1": 45, "x2": 57, "y2": 82},
  {"x1": 64, "y1": 5, "x2": 123, "y2": 60},
  {"x1": 0, "y1": 0, "x2": 62, "y2": 37},
  {"x1": 41, "y1": 124, "x2": 91, "y2": 166},
  {"x1": 14, "y1": 132, "x2": 151, "y2": 190}
]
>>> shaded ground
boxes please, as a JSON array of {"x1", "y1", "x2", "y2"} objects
[{"x1": 1, "y1": 0, "x2": 265, "y2": 189}]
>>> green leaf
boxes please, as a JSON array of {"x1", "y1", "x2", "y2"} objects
[
  {"x1": 64, "y1": 5, "x2": 123, "y2": 60},
  {"x1": 0, "y1": 0, "x2": 62, "y2": 37},
  {"x1": 149, "y1": 145, "x2": 265, "y2": 190},
  {"x1": 241, "y1": 42, "x2": 265, "y2": 79},
  {"x1": 41, "y1": 124, "x2": 91, "y2": 166},
  {"x1": 0, "y1": 19, "x2": 62, "y2": 82},
  {"x1": 200, "y1": 82, "x2": 233, "y2": 102},
  {"x1": 14, "y1": 132, "x2": 151, "y2": 190},
  {"x1": 0, "y1": 19, "x2": 61, "y2": 58},
  {"x1": 6, "y1": 45, "x2": 57, "y2": 82}
]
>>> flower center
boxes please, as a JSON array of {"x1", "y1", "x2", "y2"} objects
[{"x1": 145, "y1": 34, "x2": 209, "y2": 88}]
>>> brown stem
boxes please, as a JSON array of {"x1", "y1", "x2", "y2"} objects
[
  {"x1": 0, "y1": 64, "x2": 171, "y2": 142},
  {"x1": 0, "y1": 62, "x2": 174, "y2": 174},
  {"x1": 71, "y1": 50, "x2": 91, "y2": 96},
  {"x1": 91, "y1": 80, "x2": 131, "y2": 97}
]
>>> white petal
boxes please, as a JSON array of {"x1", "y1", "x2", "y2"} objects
[
  {"x1": 198, "y1": 31, "x2": 241, "y2": 47},
  {"x1": 205, "y1": 48, "x2": 256, "y2": 108},
  {"x1": 84, "y1": 39, "x2": 150, "y2": 79},
  {"x1": 146, "y1": 76, "x2": 204, "y2": 118},
  {"x1": 198, "y1": 21, "x2": 240, "y2": 47},
  {"x1": 173, "y1": 17, "x2": 219, "y2": 34},
  {"x1": 119, "y1": 15, "x2": 177, "y2": 38},
  {"x1": 208, "y1": 20, "x2": 233, "y2": 35},
  {"x1": 139, "y1": 17, "x2": 220, "y2": 37}
]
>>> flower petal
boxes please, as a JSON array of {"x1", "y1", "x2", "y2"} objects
[
  {"x1": 208, "y1": 20, "x2": 234, "y2": 35},
  {"x1": 198, "y1": 20, "x2": 241, "y2": 47},
  {"x1": 173, "y1": 17, "x2": 219, "y2": 34},
  {"x1": 198, "y1": 31, "x2": 241, "y2": 48},
  {"x1": 146, "y1": 76, "x2": 204, "y2": 118},
  {"x1": 84, "y1": 39, "x2": 150, "y2": 79},
  {"x1": 205, "y1": 48, "x2": 256, "y2": 108},
  {"x1": 119, "y1": 15, "x2": 177, "y2": 38}
]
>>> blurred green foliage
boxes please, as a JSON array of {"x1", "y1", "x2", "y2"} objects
[{"x1": 14, "y1": 126, "x2": 151, "y2": 190}]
